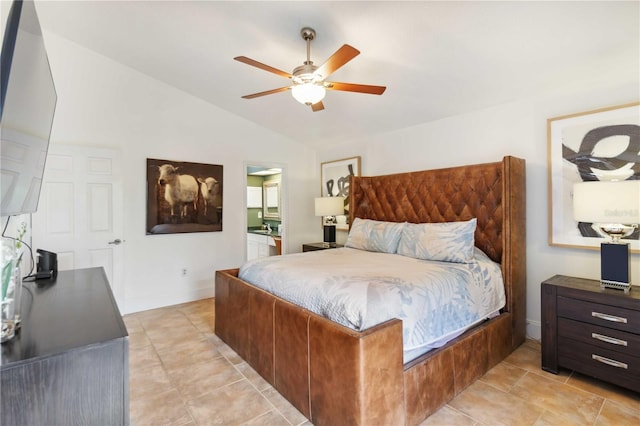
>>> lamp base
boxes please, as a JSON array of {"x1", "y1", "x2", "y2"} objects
[
  {"x1": 323, "y1": 225, "x2": 336, "y2": 245},
  {"x1": 600, "y1": 242, "x2": 631, "y2": 293}
]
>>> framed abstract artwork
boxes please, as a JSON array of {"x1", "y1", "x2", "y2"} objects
[
  {"x1": 547, "y1": 102, "x2": 639, "y2": 252},
  {"x1": 321, "y1": 156, "x2": 361, "y2": 230},
  {"x1": 146, "y1": 158, "x2": 223, "y2": 234}
]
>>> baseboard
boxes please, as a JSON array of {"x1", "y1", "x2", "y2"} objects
[
  {"x1": 526, "y1": 319, "x2": 541, "y2": 341},
  {"x1": 121, "y1": 286, "x2": 215, "y2": 315}
]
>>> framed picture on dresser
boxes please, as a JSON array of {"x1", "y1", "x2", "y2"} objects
[{"x1": 321, "y1": 156, "x2": 361, "y2": 230}]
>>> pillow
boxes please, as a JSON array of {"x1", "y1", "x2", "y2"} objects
[
  {"x1": 345, "y1": 218, "x2": 404, "y2": 254},
  {"x1": 397, "y1": 218, "x2": 477, "y2": 263}
]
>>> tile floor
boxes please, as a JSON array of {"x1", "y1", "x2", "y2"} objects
[{"x1": 124, "y1": 298, "x2": 639, "y2": 425}]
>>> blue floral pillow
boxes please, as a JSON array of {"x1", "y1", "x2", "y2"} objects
[
  {"x1": 397, "y1": 218, "x2": 477, "y2": 263},
  {"x1": 345, "y1": 218, "x2": 404, "y2": 254}
]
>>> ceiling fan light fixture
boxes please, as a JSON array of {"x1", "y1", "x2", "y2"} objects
[{"x1": 291, "y1": 83, "x2": 326, "y2": 106}]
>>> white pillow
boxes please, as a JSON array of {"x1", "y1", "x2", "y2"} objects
[
  {"x1": 345, "y1": 218, "x2": 404, "y2": 254},
  {"x1": 397, "y1": 218, "x2": 477, "y2": 263}
]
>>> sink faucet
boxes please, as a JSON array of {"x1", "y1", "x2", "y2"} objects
[{"x1": 266, "y1": 223, "x2": 271, "y2": 233}]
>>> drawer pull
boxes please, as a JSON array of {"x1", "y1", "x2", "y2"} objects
[
  {"x1": 591, "y1": 354, "x2": 628, "y2": 369},
  {"x1": 591, "y1": 333, "x2": 627, "y2": 346},
  {"x1": 591, "y1": 311, "x2": 627, "y2": 324}
]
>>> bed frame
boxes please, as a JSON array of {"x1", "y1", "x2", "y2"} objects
[{"x1": 215, "y1": 156, "x2": 526, "y2": 425}]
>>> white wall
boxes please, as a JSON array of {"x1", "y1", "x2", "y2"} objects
[
  {"x1": 42, "y1": 32, "x2": 318, "y2": 314},
  {"x1": 318, "y1": 53, "x2": 639, "y2": 341}
]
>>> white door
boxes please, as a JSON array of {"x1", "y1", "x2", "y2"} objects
[{"x1": 32, "y1": 145, "x2": 124, "y2": 306}]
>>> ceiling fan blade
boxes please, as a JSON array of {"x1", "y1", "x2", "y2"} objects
[
  {"x1": 326, "y1": 81, "x2": 386, "y2": 95},
  {"x1": 314, "y1": 44, "x2": 360, "y2": 79},
  {"x1": 241, "y1": 86, "x2": 291, "y2": 99},
  {"x1": 311, "y1": 101, "x2": 325, "y2": 112},
  {"x1": 234, "y1": 56, "x2": 292, "y2": 79}
]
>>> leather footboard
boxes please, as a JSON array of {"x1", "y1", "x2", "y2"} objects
[
  {"x1": 215, "y1": 268, "x2": 405, "y2": 425},
  {"x1": 402, "y1": 312, "x2": 513, "y2": 424}
]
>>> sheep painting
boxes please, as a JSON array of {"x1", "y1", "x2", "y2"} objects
[
  {"x1": 147, "y1": 159, "x2": 223, "y2": 234},
  {"x1": 158, "y1": 164, "x2": 199, "y2": 220}
]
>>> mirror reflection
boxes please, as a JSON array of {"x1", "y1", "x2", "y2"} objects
[{"x1": 263, "y1": 180, "x2": 280, "y2": 219}]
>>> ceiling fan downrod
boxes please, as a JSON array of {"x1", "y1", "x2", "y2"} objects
[
  {"x1": 301, "y1": 27, "x2": 315, "y2": 66},
  {"x1": 293, "y1": 27, "x2": 320, "y2": 84}
]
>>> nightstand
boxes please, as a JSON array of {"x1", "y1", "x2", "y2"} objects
[
  {"x1": 541, "y1": 275, "x2": 640, "y2": 392},
  {"x1": 302, "y1": 242, "x2": 344, "y2": 252}
]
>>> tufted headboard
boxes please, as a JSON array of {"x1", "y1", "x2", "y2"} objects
[{"x1": 349, "y1": 156, "x2": 525, "y2": 264}]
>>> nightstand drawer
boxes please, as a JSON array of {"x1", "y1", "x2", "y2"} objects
[
  {"x1": 557, "y1": 296, "x2": 640, "y2": 334},
  {"x1": 558, "y1": 318, "x2": 640, "y2": 356},
  {"x1": 559, "y1": 339, "x2": 640, "y2": 392}
]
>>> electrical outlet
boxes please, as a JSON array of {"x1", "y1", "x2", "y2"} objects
[
  {"x1": 181, "y1": 268, "x2": 187, "y2": 276},
  {"x1": 257, "y1": 211, "x2": 262, "y2": 218}
]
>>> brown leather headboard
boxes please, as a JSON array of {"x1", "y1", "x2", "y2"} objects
[{"x1": 349, "y1": 156, "x2": 526, "y2": 265}]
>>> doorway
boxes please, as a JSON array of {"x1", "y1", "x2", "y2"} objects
[{"x1": 245, "y1": 162, "x2": 286, "y2": 261}]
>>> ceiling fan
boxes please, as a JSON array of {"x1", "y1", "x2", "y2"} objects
[{"x1": 234, "y1": 27, "x2": 386, "y2": 112}]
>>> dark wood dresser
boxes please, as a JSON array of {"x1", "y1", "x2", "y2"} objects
[
  {"x1": 1, "y1": 267, "x2": 129, "y2": 425},
  {"x1": 541, "y1": 275, "x2": 639, "y2": 392}
]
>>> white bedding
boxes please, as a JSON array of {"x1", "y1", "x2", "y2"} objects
[{"x1": 238, "y1": 247, "x2": 506, "y2": 363}]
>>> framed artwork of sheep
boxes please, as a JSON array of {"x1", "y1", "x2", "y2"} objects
[{"x1": 146, "y1": 158, "x2": 223, "y2": 234}]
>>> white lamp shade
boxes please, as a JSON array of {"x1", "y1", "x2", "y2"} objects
[
  {"x1": 573, "y1": 180, "x2": 640, "y2": 224},
  {"x1": 292, "y1": 83, "x2": 326, "y2": 105},
  {"x1": 315, "y1": 197, "x2": 344, "y2": 217}
]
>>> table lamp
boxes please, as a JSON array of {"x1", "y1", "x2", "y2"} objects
[
  {"x1": 315, "y1": 197, "x2": 344, "y2": 247},
  {"x1": 573, "y1": 180, "x2": 640, "y2": 292}
]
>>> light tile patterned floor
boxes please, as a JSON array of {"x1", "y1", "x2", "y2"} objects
[{"x1": 125, "y1": 299, "x2": 639, "y2": 425}]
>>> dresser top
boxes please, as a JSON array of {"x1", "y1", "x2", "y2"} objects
[
  {"x1": 543, "y1": 274, "x2": 640, "y2": 309},
  {"x1": 1, "y1": 267, "x2": 128, "y2": 368}
]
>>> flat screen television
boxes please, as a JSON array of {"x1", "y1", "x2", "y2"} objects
[{"x1": 0, "y1": 0, "x2": 57, "y2": 216}]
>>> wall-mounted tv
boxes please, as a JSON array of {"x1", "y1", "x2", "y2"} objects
[{"x1": 1, "y1": 0, "x2": 57, "y2": 216}]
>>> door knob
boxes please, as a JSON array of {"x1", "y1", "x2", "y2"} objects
[{"x1": 108, "y1": 239, "x2": 124, "y2": 245}]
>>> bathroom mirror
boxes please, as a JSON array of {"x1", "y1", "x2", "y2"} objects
[{"x1": 263, "y1": 180, "x2": 280, "y2": 219}]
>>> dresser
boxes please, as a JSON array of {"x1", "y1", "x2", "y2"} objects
[
  {"x1": 541, "y1": 275, "x2": 639, "y2": 392},
  {"x1": 0, "y1": 267, "x2": 129, "y2": 425}
]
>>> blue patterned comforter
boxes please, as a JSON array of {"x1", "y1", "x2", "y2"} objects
[{"x1": 238, "y1": 247, "x2": 505, "y2": 362}]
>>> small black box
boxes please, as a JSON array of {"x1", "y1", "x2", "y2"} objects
[{"x1": 36, "y1": 249, "x2": 58, "y2": 278}]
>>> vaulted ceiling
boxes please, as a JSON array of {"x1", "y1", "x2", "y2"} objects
[{"x1": 32, "y1": 1, "x2": 639, "y2": 148}]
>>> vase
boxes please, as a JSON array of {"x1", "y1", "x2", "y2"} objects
[
  {"x1": 1, "y1": 289, "x2": 16, "y2": 343},
  {"x1": 1, "y1": 240, "x2": 17, "y2": 342},
  {"x1": 1, "y1": 267, "x2": 16, "y2": 343}
]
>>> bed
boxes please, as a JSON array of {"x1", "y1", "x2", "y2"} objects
[{"x1": 215, "y1": 156, "x2": 526, "y2": 425}]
